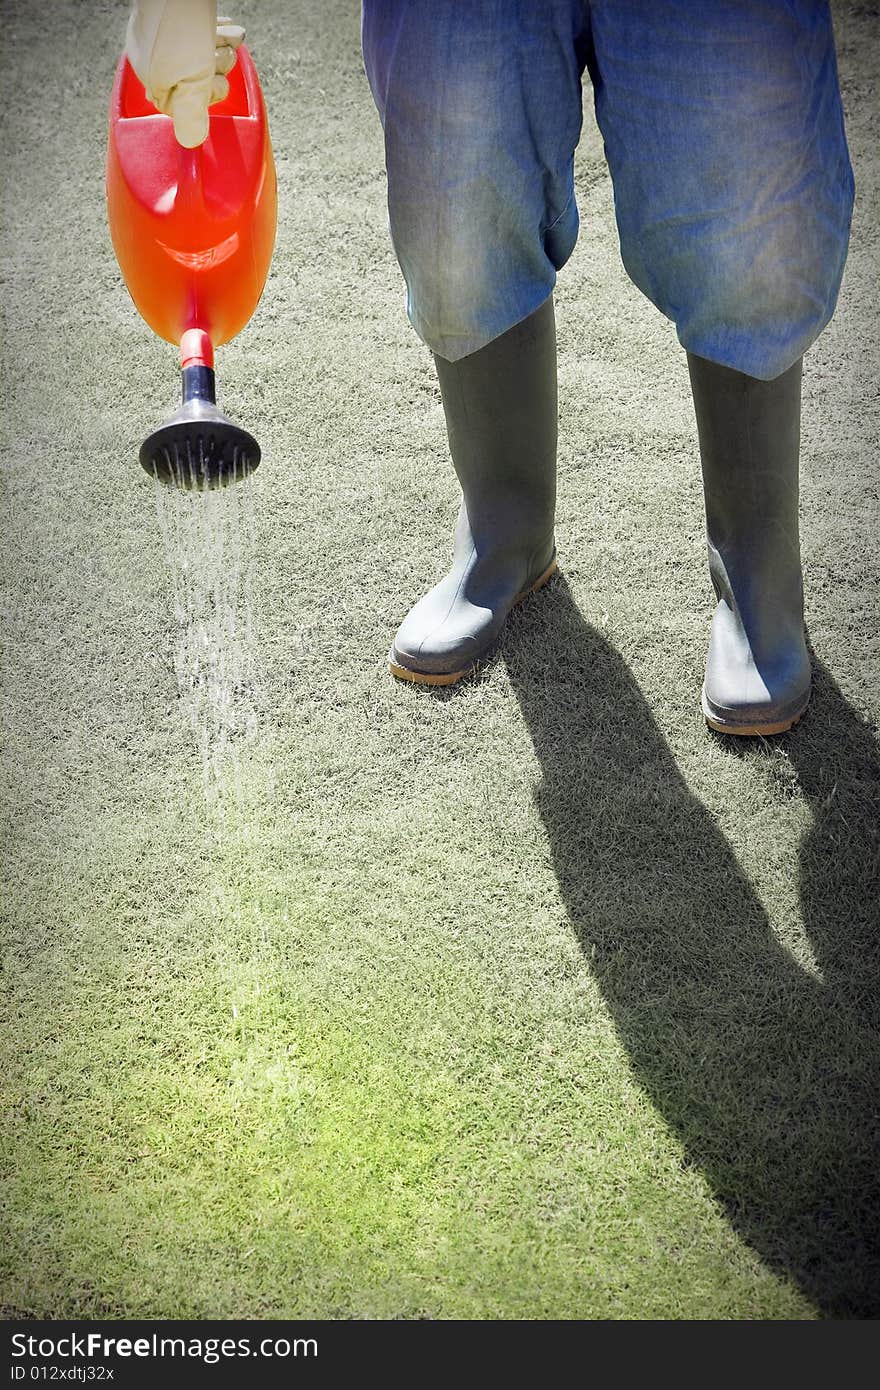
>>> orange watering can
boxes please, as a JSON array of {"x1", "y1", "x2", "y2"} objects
[{"x1": 106, "y1": 44, "x2": 277, "y2": 488}]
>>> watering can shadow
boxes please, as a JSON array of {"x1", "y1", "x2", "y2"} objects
[{"x1": 106, "y1": 47, "x2": 277, "y2": 488}]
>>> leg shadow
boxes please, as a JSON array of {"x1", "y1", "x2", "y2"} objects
[{"x1": 504, "y1": 578, "x2": 880, "y2": 1317}]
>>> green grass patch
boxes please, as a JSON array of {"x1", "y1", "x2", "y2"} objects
[{"x1": 2, "y1": 0, "x2": 878, "y2": 1320}]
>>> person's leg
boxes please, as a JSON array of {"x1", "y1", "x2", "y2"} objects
[
  {"x1": 362, "y1": 0, "x2": 588, "y2": 681},
  {"x1": 390, "y1": 297, "x2": 558, "y2": 683},
  {"x1": 688, "y1": 353, "x2": 809, "y2": 734},
  {"x1": 589, "y1": 0, "x2": 854, "y2": 733}
]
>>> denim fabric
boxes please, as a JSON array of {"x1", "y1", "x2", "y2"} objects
[{"x1": 362, "y1": 0, "x2": 854, "y2": 378}]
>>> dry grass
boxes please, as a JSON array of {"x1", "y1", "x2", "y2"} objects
[{"x1": 1, "y1": 0, "x2": 878, "y2": 1319}]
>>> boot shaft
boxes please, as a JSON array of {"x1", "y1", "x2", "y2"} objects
[
  {"x1": 434, "y1": 296, "x2": 558, "y2": 544},
  {"x1": 688, "y1": 353, "x2": 803, "y2": 560}
]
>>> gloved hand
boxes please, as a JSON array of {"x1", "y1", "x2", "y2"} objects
[{"x1": 126, "y1": 1, "x2": 245, "y2": 148}]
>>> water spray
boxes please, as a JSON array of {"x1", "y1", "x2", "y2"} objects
[{"x1": 106, "y1": 45, "x2": 277, "y2": 489}]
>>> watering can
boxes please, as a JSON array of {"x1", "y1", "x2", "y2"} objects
[{"x1": 106, "y1": 44, "x2": 277, "y2": 488}]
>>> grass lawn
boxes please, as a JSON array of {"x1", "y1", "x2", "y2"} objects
[{"x1": 2, "y1": 0, "x2": 878, "y2": 1319}]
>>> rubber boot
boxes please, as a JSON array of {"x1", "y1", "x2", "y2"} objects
[
  {"x1": 687, "y1": 352, "x2": 811, "y2": 736},
  {"x1": 389, "y1": 297, "x2": 559, "y2": 684}
]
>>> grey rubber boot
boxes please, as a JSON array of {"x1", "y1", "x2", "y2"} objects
[
  {"x1": 390, "y1": 296, "x2": 559, "y2": 684},
  {"x1": 687, "y1": 352, "x2": 811, "y2": 736}
]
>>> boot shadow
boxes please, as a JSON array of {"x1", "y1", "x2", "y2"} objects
[
  {"x1": 722, "y1": 635, "x2": 879, "y2": 1036},
  {"x1": 503, "y1": 578, "x2": 880, "y2": 1317}
]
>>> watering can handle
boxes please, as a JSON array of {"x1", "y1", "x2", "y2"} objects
[
  {"x1": 174, "y1": 144, "x2": 207, "y2": 216},
  {"x1": 126, "y1": 0, "x2": 245, "y2": 147}
]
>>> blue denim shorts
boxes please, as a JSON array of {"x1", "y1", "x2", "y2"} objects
[{"x1": 362, "y1": 0, "x2": 854, "y2": 379}]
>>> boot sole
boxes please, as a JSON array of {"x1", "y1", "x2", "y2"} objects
[
  {"x1": 388, "y1": 557, "x2": 559, "y2": 686},
  {"x1": 701, "y1": 686, "x2": 810, "y2": 737}
]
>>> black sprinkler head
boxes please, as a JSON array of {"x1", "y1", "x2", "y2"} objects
[{"x1": 140, "y1": 365, "x2": 260, "y2": 490}]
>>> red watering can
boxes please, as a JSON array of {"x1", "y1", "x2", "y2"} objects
[{"x1": 106, "y1": 44, "x2": 277, "y2": 488}]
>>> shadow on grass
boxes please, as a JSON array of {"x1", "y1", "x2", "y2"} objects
[{"x1": 504, "y1": 577, "x2": 880, "y2": 1317}]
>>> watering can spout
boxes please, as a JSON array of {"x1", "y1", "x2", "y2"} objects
[
  {"x1": 140, "y1": 330, "x2": 260, "y2": 489},
  {"x1": 106, "y1": 47, "x2": 277, "y2": 490}
]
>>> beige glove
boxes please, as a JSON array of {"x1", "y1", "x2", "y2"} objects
[{"x1": 126, "y1": 1, "x2": 245, "y2": 148}]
